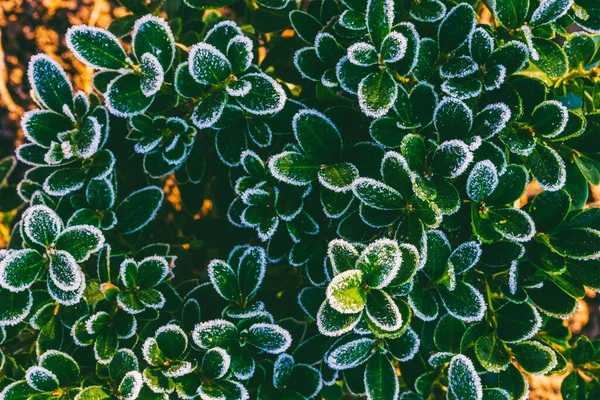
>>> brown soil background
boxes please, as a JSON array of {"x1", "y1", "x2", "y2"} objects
[{"x1": 1, "y1": 2, "x2": 600, "y2": 398}]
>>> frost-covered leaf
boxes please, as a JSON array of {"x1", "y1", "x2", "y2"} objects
[
  {"x1": 188, "y1": 43, "x2": 231, "y2": 85},
  {"x1": 247, "y1": 323, "x2": 291, "y2": 354},
  {"x1": 511, "y1": 341, "x2": 557, "y2": 375},
  {"x1": 364, "y1": 353, "x2": 398, "y2": 400},
  {"x1": 439, "y1": 281, "x2": 485, "y2": 322},
  {"x1": 269, "y1": 151, "x2": 319, "y2": 186},
  {"x1": 155, "y1": 324, "x2": 188, "y2": 360},
  {"x1": 352, "y1": 178, "x2": 403, "y2": 210},
  {"x1": 488, "y1": 207, "x2": 536, "y2": 242},
  {"x1": 55, "y1": 225, "x2": 104, "y2": 262},
  {"x1": 434, "y1": 97, "x2": 473, "y2": 140},
  {"x1": 317, "y1": 300, "x2": 361, "y2": 337},
  {"x1": 347, "y1": 42, "x2": 378, "y2": 66},
  {"x1": 0, "y1": 249, "x2": 44, "y2": 292},
  {"x1": 191, "y1": 91, "x2": 227, "y2": 129},
  {"x1": 49, "y1": 250, "x2": 81, "y2": 291},
  {"x1": 527, "y1": 144, "x2": 566, "y2": 191},
  {"x1": 364, "y1": 289, "x2": 402, "y2": 332},
  {"x1": 530, "y1": 0, "x2": 574, "y2": 26},
  {"x1": 326, "y1": 269, "x2": 366, "y2": 314},
  {"x1": 139, "y1": 53, "x2": 164, "y2": 97},
  {"x1": 448, "y1": 354, "x2": 482, "y2": 400},
  {"x1": 235, "y1": 74, "x2": 286, "y2": 115},
  {"x1": 438, "y1": 3, "x2": 475, "y2": 53},
  {"x1": 27, "y1": 55, "x2": 73, "y2": 113},
  {"x1": 22, "y1": 204, "x2": 63, "y2": 247},
  {"x1": 116, "y1": 186, "x2": 163, "y2": 234},
  {"x1": 318, "y1": 162, "x2": 359, "y2": 193},
  {"x1": 132, "y1": 15, "x2": 175, "y2": 72},
  {"x1": 381, "y1": 32, "x2": 408, "y2": 64},
  {"x1": 431, "y1": 140, "x2": 473, "y2": 179},
  {"x1": 491, "y1": 0, "x2": 530, "y2": 28},
  {"x1": 466, "y1": 160, "x2": 499, "y2": 203},
  {"x1": 366, "y1": 0, "x2": 394, "y2": 49},
  {"x1": 358, "y1": 70, "x2": 398, "y2": 118},
  {"x1": 192, "y1": 319, "x2": 238, "y2": 349},
  {"x1": 106, "y1": 73, "x2": 154, "y2": 117},
  {"x1": 293, "y1": 109, "x2": 342, "y2": 163},
  {"x1": 66, "y1": 26, "x2": 128, "y2": 70},
  {"x1": 327, "y1": 337, "x2": 375, "y2": 370},
  {"x1": 208, "y1": 260, "x2": 239, "y2": 302},
  {"x1": 356, "y1": 238, "x2": 401, "y2": 289}
]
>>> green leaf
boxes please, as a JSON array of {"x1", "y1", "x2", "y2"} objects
[
  {"x1": 203, "y1": 348, "x2": 230, "y2": 379},
  {"x1": 49, "y1": 250, "x2": 81, "y2": 291},
  {"x1": 237, "y1": 246, "x2": 266, "y2": 300},
  {"x1": 40, "y1": 350, "x2": 80, "y2": 386},
  {"x1": 208, "y1": 260, "x2": 239, "y2": 302},
  {"x1": 488, "y1": 207, "x2": 536, "y2": 242},
  {"x1": 366, "y1": 0, "x2": 393, "y2": 50},
  {"x1": 188, "y1": 43, "x2": 231, "y2": 85},
  {"x1": 438, "y1": 281, "x2": 485, "y2": 322},
  {"x1": 423, "y1": 230, "x2": 451, "y2": 280},
  {"x1": 348, "y1": 42, "x2": 378, "y2": 66},
  {"x1": 434, "y1": 314, "x2": 465, "y2": 352},
  {"x1": 467, "y1": 160, "x2": 499, "y2": 203},
  {"x1": 76, "y1": 386, "x2": 114, "y2": 400},
  {"x1": 28, "y1": 55, "x2": 73, "y2": 113},
  {"x1": 431, "y1": 140, "x2": 473, "y2": 179},
  {"x1": 475, "y1": 334, "x2": 510, "y2": 373},
  {"x1": 22, "y1": 204, "x2": 63, "y2": 246},
  {"x1": 247, "y1": 323, "x2": 292, "y2": 354},
  {"x1": 191, "y1": 90, "x2": 227, "y2": 129},
  {"x1": 496, "y1": 301, "x2": 541, "y2": 343},
  {"x1": 116, "y1": 186, "x2": 163, "y2": 234},
  {"x1": 527, "y1": 280, "x2": 578, "y2": 318},
  {"x1": 25, "y1": 366, "x2": 59, "y2": 392},
  {"x1": 106, "y1": 73, "x2": 154, "y2": 117},
  {"x1": 448, "y1": 354, "x2": 482, "y2": 400},
  {"x1": 528, "y1": 190, "x2": 571, "y2": 233},
  {"x1": 156, "y1": 324, "x2": 188, "y2": 360},
  {"x1": 55, "y1": 225, "x2": 104, "y2": 262},
  {"x1": 410, "y1": 0, "x2": 447, "y2": 23},
  {"x1": 66, "y1": 26, "x2": 128, "y2": 70},
  {"x1": 531, "y1": 38, "x2": 569, "y2": 78},
  {"x1": 365, "y1": 289, "x2": 402, "y2": 332},
  {"x1": 289, "y1": 11, "x2": 322, "y2": 44},
  {"x1": 326, "y1": 269, "x2": 366, "y2": 313},
  {"x1": 235, "y1": 73, "x2": 286, "y2": 115},
  {"x1": 434, "y1": 97, "x2": 473, "y2": 140},
  {"x1": 0, "y1": 288, "x2": 32, "y2": 326},
  {"x1": 356, "y1": 238, "x2": 401, "y2": 288},
  {"x1": 192, "y1": 320, "x2": 238, "y2": 349},
  {"x1": 269, "y1": 151, "x2": 319, "y2": 186},
  {"x1": 487, "y1": 41, "x2": 530, "y2": 75},
  {"x1": 549, "y1": 228, "x2": 600, "y2": 260},
  {"x1": 326, "y1": 336, "x2": 375, "y2": 370},
  {"x1": 487, "y1": 164, "x2": 529, "y2": 205},
  {"x1": 318, "y1": 162, "x2": 359, "y2": 192},
  {"x1": 352, "y1": 178, "x2": 403, "y2": 210},
  {"x1": 574, "y1": 155, "x2": 600, "y2": 185},
  {"x1": 530, "y1": 0, "x2": 573, "y2": 25},
  {"x1": 511, "y1": 341, "x2": 557, "y2": 375},
  {"x1": 491, "y1": 0, "x2": 530, "y2": 28},
  {"x1": 132, "y1": 15, "x2": 175, "y2": 71},
  {"x1": 317, "y1": 300, "x2": 362, "y2": 336},
  {"x1": 0, "y1": 249, "x2": 44, "y2": 291},
  {"x1": 438, "y1": 3, "x2": 475, "y2": 53},
  {"x1": 358, "y1": 70, "x2": 398, "y2": 118},
  {"x1": 136, "y1": 256, "x2": 169, "y2": 288},
  {"x1": 364, "y1": 353, "x2": 398, "y2": 400},
  {"x1": 293, "y1": 109, "x2": 342, "y2": 163}
]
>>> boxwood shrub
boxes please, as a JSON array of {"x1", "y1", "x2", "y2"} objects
[{"x1": 1, "y1": 0, "x2": 600, "y2": 399}]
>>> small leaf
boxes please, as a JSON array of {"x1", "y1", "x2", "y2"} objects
[
  {"x1": 438, "y1": 3, "x2": 475, "y2": 53},
  {"x1": 293, "y1": 109, "x2": 342, "y2": 163},
  {"x1": 364, "y1": 353, "x2": 399, "y2": 400},
  {"x1": 116, "y1": 186, "x2": 163, "y2": 234},
  {"x1": 27, "y1": 55, "x2": 73, "y2": 113},
  {"x1": 467, "y1": 160, "x2": 499, "y2": 203},
  {"x1": 269, "y1": 151, "x2": 320, "y2": 186},
  {"x1": 188, "y1": 43, "x2": 231, "y2": 85},
  {"x1": 66, "y1": 26, "x2": 128, "y2": 70},
  {"x1": 448, "y1": 354, "x2": 483, "y2": 400},
  {"x1": 358, "y1": 70, "x2": 398, "y2": 118}
]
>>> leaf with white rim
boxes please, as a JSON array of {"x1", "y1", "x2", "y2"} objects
[
  {"x1": 192, "y1": 319, "x2": 238, "y2": 349},
  {"x1": 66, "y1": 26, "x2": 129, "y2": 71},
  {"x1": 439, "y1": 281, "x2": 486, "y2": 323},
  {"x1": 293, "y1": 109, "x2": 342, "y2": 163},
  {"x1": 364, "y1": 289, "x2": 402, "y2": 332},
  {"x1": 49, "y1": 250, "x2": 81, "y2": 292},
  {"x1": 22, "y1": 204, "x2": 63, "y2": 247},
  {"x1": 27, "y1": 54, "x2": 73, "y2": 113},
  {"x1": 0, "y1": 249, "x2": 45, "y2": 292},
  {"x1": 132, "y1": 15, "x2": 175, "y2": 71},
  {"x1": 188, "y1": 42, "x2": 231, "y2": 85},
  {"x1": 352, "y1": 178, "x2": 403, "y2": 210},
  {"x1": 358, "y1": 70, "x2": 398, "y2": 118},
  {"x1": 364, "y1": 352, "x2": 399, "y2": 400},
  {"x1": 268, "y1": 151, "x2": 319, "y2": 186},
  {"x1": 448, "y1": 354, "x2": 483, "y2": 400},
  {"x1": 327, "y1": 336, "x2": 375, "y2": 370},
  {"x1": 139, "y1": 53, "x2": 164, "y2": 97},
  {"x1": 55, "y1": 224, "x2": 104, "y2": 262},
  {"x1": 356, "y1": 238, "x2": 401, "y2": 289},
  {"x1": 247, "y1": 323, "x2": 292, "y2": 354},
  {"x1": 316, "y1": 300, "x2": 362, "y2": 337},
  {"x1": 326, "y1": 269, "x2": 366, "y2": 314},
  {"x1": 467, "y1": 160, "x2": 499, "y2": 203}
]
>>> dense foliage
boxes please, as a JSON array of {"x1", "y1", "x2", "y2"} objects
[{"x1": 1, "y1": 0, "x2": 600, "y2": 398}]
